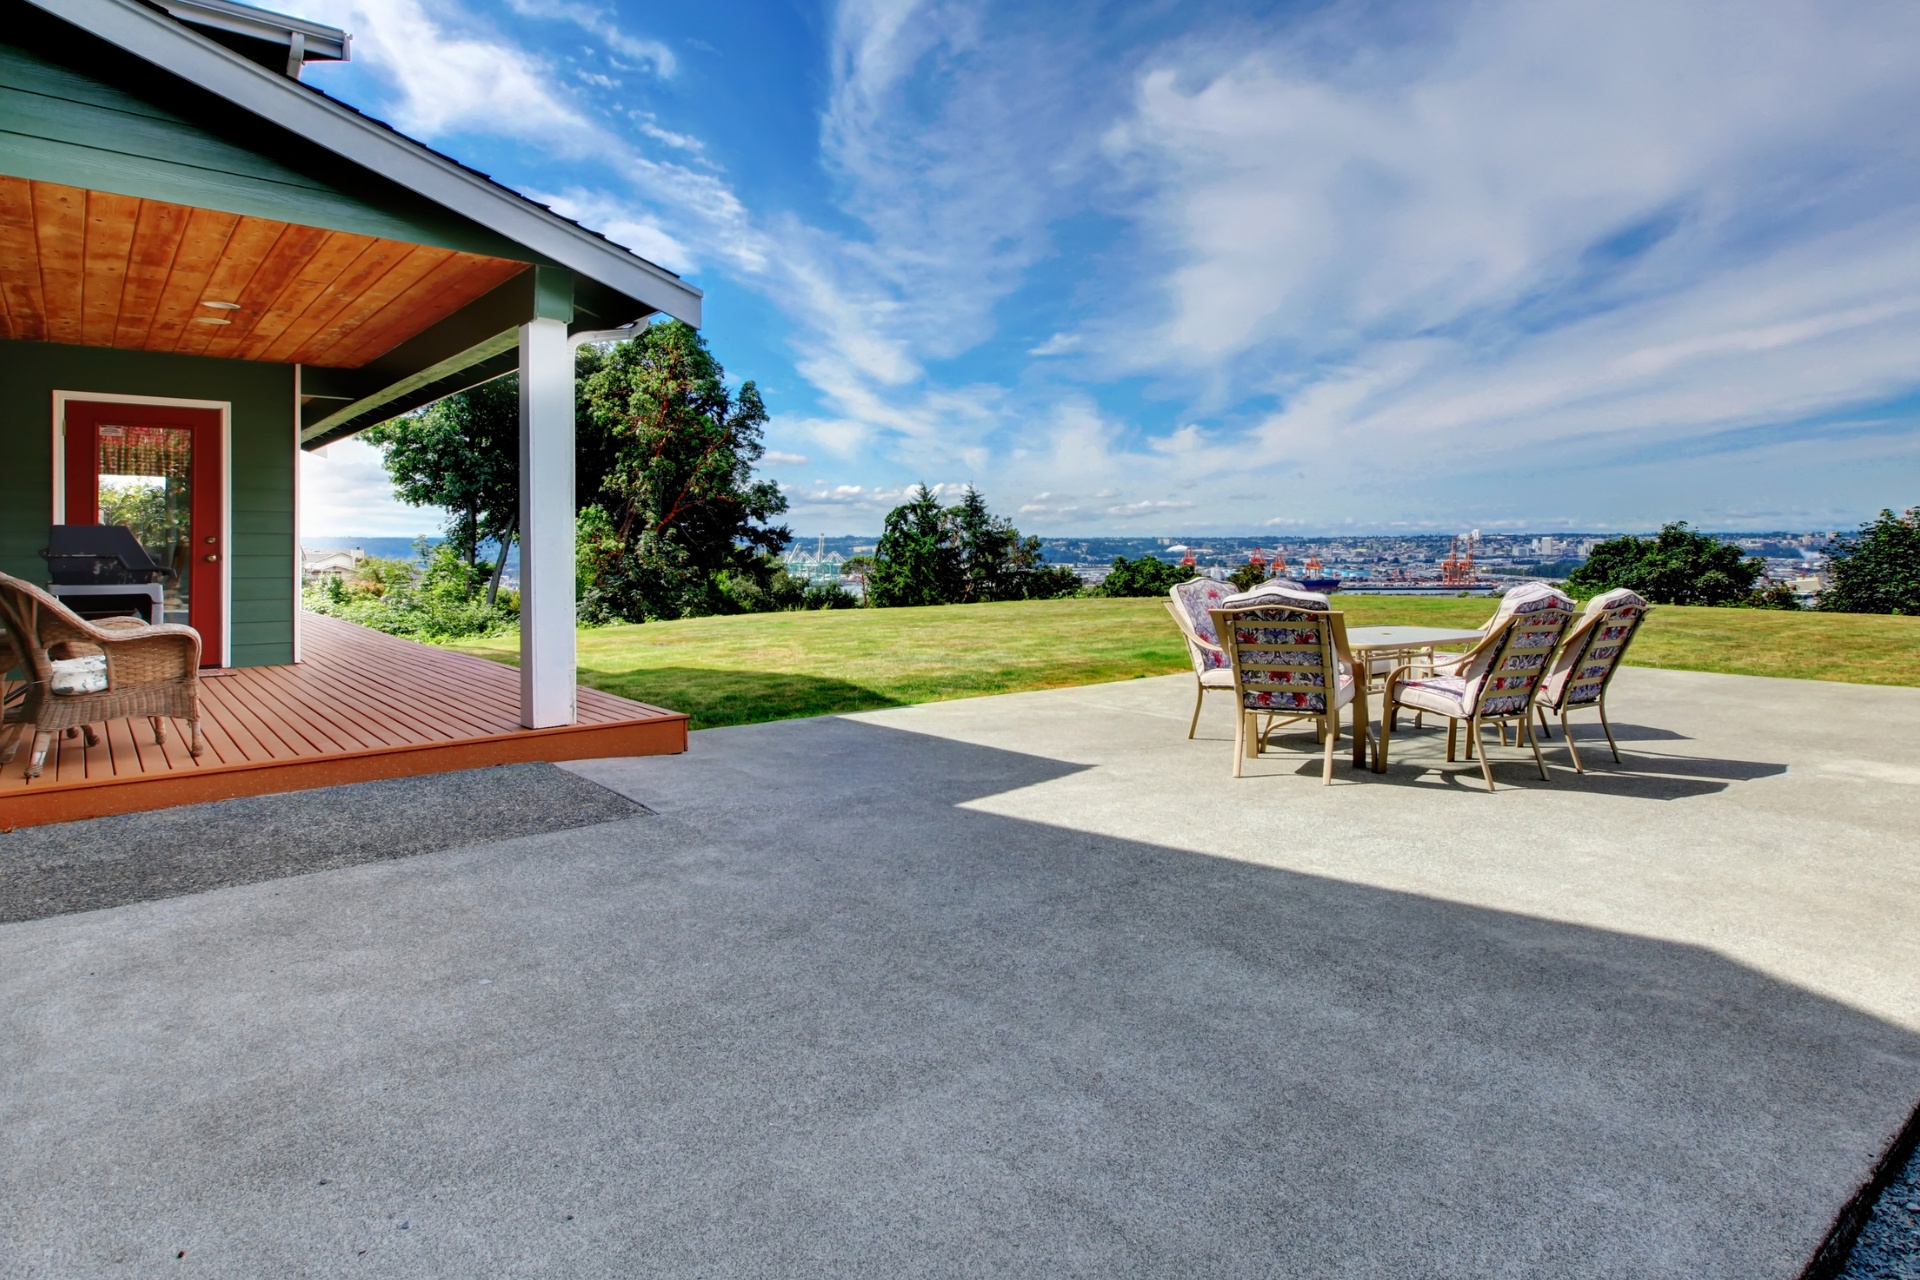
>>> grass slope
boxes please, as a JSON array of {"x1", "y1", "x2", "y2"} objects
[{"x1": 445, "y1": 595, "x2": 1920, "y2": 731}]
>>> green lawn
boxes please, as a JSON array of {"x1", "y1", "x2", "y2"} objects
[{"x1": 444, "y1": 595, "x2": 1920, "y2": 730}]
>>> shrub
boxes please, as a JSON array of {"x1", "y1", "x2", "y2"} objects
[{"x1": 304, "y1": 543, "x2": 518, "y2": 642}]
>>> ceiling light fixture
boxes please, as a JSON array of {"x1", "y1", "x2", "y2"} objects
[
  {"x1": 199, "y1": 300, "x2": 241, "y2": 310},
  {"x1": 193, "y1": 317, "x2": 232, "y2": 325}
]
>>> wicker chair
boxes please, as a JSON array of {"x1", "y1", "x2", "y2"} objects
[
  {"x1": 0, "y1": 573, "x2": 202, "y2": 779},
  {"x1": 1533, "y1": 588, "x2": 1650, "y2": 771},
  {"x1": 1375, "y1": 584, "x2": 1576, "y2": 790},
  {"x1": 1209, "y1": 583, "x2": 1360, "y2": 784}
]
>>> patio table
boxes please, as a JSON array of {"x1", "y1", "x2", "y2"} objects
[{"x1": 1343, "y1": 626, "x2": 1484, "y2": 767}]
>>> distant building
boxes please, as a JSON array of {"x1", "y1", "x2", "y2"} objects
[{"x1": 301, "y1": 547, "x2": 363, "y2": 584}]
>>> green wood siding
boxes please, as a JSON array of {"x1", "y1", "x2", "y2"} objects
[
  {"x1": 0, "y1": 19, "x2": 543, "y2": 261},
  {"x1": 0, "y1": 341, "x2": 295, "y2": 667}
]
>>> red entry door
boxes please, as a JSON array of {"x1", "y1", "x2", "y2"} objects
[{"x1": 64, "y1": 399, "x2": 224, "y2": 666}]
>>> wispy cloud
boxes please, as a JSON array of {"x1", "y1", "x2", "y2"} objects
[
  {"x1": 298, "y1": 0, "x2": 1920, "y2": 535},
  {"x1": 504, "y1": 0, "x2": 676, "y2": 75}
]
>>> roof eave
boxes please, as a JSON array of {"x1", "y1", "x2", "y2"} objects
[{"x1": 24, "y1": 0, "x2": 702, "y2": 326}]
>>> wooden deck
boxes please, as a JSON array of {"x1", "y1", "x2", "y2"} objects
[{"x1": 0, "y1": 613, "x2": 686, "y2": 829}]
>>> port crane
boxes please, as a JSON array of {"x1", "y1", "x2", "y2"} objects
[{"x1": 1439, "y1": 530, "x2": 1480, "y2": 586}]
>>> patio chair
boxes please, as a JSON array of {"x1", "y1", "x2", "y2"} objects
[
  {"x1": 1375, "y1": 584, "x2": 1576, "y2": 791},
  {"x1": 1532, "y1": 588, "x2": 1650, "y2": 772},
  {"x1": 0, "y1": 573, "x2": 202, "y2": 779},
  {"x1": 1164, "y1": 576, "x2": 1245, "y2": 738},
  {"x1": 1209, "y1": 583, "x2": 1358, "y2": 784}
]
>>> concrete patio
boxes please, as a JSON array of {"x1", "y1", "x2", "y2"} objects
[{"x1": 4, "y1": 666, "x2": 1919, "y2": 1277}]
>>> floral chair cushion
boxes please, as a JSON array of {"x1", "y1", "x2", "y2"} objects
[
  {"x1": 1392, "y1": 673, "x2": 1469, "y2": 717},
  {"x1": 1219, "y1": 580, "x2": 1324, "y2": 611},
  {"x1": 1540, "y1": 588, "x2": 1649, "y2": 709},
  {"x1": 1419, "y1": 584, "x2": 1575, "y2": 716},
  {"x1": 1219, "y1": 598, "x2": 1353, "y2": 714},
  {"x1": 1169, "y1": 577, "x2": 1239, "y2": 675}
]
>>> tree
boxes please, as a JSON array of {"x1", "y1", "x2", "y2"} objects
[
  {"x1": 866, "y1": 486, "x2": 1076, "y2": 607},
  {"x1": 1565, "y1": 522, "x2": 1763, "y2": 606},
  {"x1": 1227, "y1": 562, "x2": 1267, "y2": 592},
  {"x1": 1820, "y1": 506, "x2": 1920, "y2": 614},
  {"x1": 577, "y1": 321, "x2": 791, "y2": 621},
  {"x1": 1099, "y1": 555, "x2": 1194, "y2": 598},
  {"x1": 868, "y1": 485, "x2": 963, "y2": 607},
  {"x1": 362, "y1": 377, "x2": 519, "y2": 604}
]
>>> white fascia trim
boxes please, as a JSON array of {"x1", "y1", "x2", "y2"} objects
[
  {"x1": 28, "y1": 0, "x2": 702, "y2": 326},
  {"x1": 153, "y1": 0, "x2": 349, "y2": 61}
]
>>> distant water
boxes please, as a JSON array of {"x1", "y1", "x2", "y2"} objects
[
  {"x1": 302, "y1": 536, "x2": 436, "y2": 562},
  {"x1": 302, "y1": 536, "x2": 519, "y2": 575}
]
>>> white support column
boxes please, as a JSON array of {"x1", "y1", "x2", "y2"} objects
[{"x1": 518, "y1": 316, "x2": 577, "y2": 728}]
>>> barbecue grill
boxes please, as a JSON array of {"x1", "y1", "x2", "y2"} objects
[{"x1": 39, "y1": 524, "x2": 176, "y2": 586}]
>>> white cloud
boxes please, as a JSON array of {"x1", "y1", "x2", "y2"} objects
[
  {"x1": 300, "y1": 0, "x2": 1920, "y2": 530},
  {"x1": 1092, "y1": 0, "x2": 1920, "y2": 485},
  {"x1": 762, "y1": 450, "x2": 811, "y2": 466},
  {"x1": 505, "y1": 0, "x2": 676, "y2": 75},
  {"x1": 309, "y1": 0, "x2": 599, "y2": 145},
  {"x1": 299, "y1": 439, "x2": 440, "y2": 537},
  {"x1": 1027, "y1": 332, "x2": 1080, "y2": 356}
]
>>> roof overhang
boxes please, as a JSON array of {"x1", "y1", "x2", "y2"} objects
[
  {"x1": 22, "y1": 0, "x2": 701, "y2": 327},
  {"x1": 151, "y1": 0, "x2": 349, "y2": 75}
]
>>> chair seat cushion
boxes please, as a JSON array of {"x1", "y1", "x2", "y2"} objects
[
  {"x1": 1199, "y1": 667, "x2": 1236, "y2": 688},
  {"x1": 50, "y1": 655, "x2": 107, "y2": 696},
  {"x1": 1393, "y1": 674, "x2": 1468, "y2": 717}
]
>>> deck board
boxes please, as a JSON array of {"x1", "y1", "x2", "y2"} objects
[{"x1": 1, "y1": 613, "x2": 686, "y2": 828}]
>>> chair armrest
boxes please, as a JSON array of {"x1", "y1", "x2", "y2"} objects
[
  {"x1": 99, "y1": 626, "x2": 203, "y2": 687},
  {"x1": 1380, "y1": 663, "x2": 1420, "y2": 703},
  {"x1": 1163, "y1": 600, "x2": 1225, "y2": 655}
]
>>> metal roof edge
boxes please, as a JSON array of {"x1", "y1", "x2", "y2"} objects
[{"x1": 24, "y1": 0, "x2": 702, "y2": 325}]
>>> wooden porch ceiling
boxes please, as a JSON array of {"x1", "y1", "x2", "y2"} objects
[{"x1": 0, "y1": 177, "x2": 529, "y2": 368}]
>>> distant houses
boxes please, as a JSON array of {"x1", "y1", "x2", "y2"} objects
[{"x1": 301, "y1": 547, "x2": 364, "y2": 585}]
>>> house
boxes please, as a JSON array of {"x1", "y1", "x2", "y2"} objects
[
  {"x1": 0, "y1": 0, "x2": 695, "y2": 824},
  {"x1": 299, "y1": 545, "x2": 362, "y2": 584}
]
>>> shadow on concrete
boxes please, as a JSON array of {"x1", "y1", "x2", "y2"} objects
[
  {"x1": 1545, "y1": 719, "x2": 1693, "y2": 743},
  {"x1": 1340, "y1": 721, "x2": 1787, "y2": 799},
  {"x1": 1, "y1": 716, "x2": 1909, "y2": 1280}
]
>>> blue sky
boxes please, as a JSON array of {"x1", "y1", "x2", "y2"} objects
[{"x1": 294, "y1": 0, "x2": 1920, "y2": 537}]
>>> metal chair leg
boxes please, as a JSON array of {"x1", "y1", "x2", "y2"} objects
[
  {"x1": 1188, "y1": 681, "x2": 1204, "y2": 739},
  {"x1": 1321, "y1": 706, "x2": 1338, "y2": 785},
  {"x1": 1474, "y1": 717, "x2": 1496, "y2": 791},
  {"x1": 1562, "y1": 709, "x2": 1584, "y2": 773},
  {"x1": 1376, "y1": 696, "x2": 1395, "y2": 773},
  {"x1": 1526, "y1": 714, "x2": 1549, "y2": 780},
  {"x1": 1597, "y1": 700, "x2": 1621, "y2": 762},
  {"x1": 1536, "y1": 705, "x2": 1552, "y2": 739}
]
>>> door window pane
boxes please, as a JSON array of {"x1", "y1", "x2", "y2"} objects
[{"x1": 98, "y1": 424, "x2": 192, "y2": 624}]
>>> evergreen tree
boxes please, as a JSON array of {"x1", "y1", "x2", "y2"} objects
[
  {"x1": 868, "y1": 485, "x2": 963, "y2": 607},
  {"x1": 1820, "y1": 507, "x2": 1920, "y2": 614}
]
